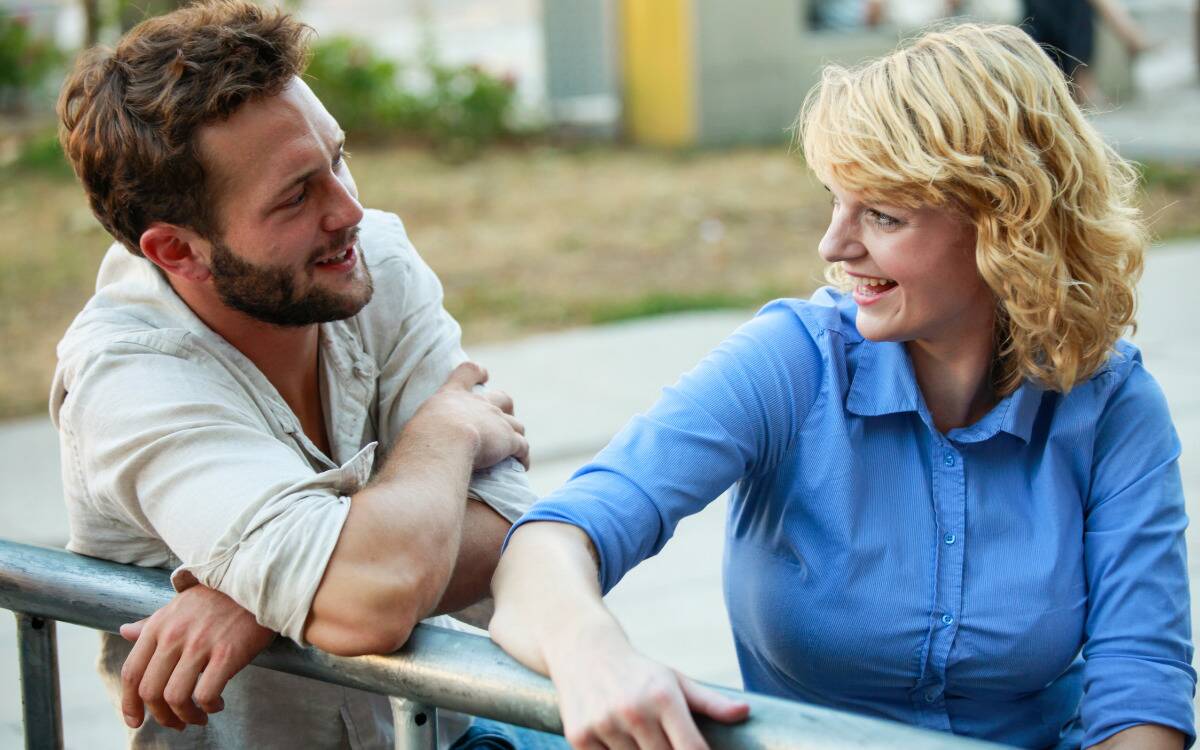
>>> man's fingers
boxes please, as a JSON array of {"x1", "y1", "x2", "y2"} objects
[
  {"x1": 119, "y1": 630, "x2": 158, "y2": 728},
  {"x1": 486, "y1": 390, "x2": 515, "y2": 415},
  {"x1": 512, "y1": 435, "x2": 530, "y2": 470},
  {"x1": 120, "y1": 619, "x2": 147, "y2": 642},
  {"x1": 162, "y1": 653, "x2": 209, "y2": 726},
  {"x1": 192, "y1": 649, "x2": 243, "y2": 714},
  {"x1": 138, "y1": 641, "x2": 186, "y2": 730},
  {"x1": 504, "y1": 413, "x2": 525, "y2": 436},
  {"x1": 678, "y1": 675, "x2": 750, "y2": 724},
  {"x1": 445, "y1": 361, "x2": 488, "y2": 391}
]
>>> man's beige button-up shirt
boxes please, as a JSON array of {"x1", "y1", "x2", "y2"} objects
[{"x1": 50, "y1": 209, "x2": 536, "y2": 748}]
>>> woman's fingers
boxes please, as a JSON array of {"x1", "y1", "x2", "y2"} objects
[{"x1": 678, "y1": 675, "x2": 750, "y2": 724}]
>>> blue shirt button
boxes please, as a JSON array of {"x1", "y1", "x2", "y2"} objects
[
  {"x1": 924, "y1": 690, "x2": 938, "y2": 703},
  {"x1": 943, "y1": 533, "x2": 956, "y2": 545},
  {"x1": 942, "y1": 614, "x2": 954, "y2": 625},
  {"x1": 943, "y1": 452, "x2": 956, "y2": 467}
]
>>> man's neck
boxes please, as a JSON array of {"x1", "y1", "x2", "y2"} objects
[{"x1": 169, "y1": 279, "x2": 320, "y2": 413}]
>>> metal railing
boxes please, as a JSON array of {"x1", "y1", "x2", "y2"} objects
[{"x1": 0, "y1": 540, "x2": 1012, "y2": 750}]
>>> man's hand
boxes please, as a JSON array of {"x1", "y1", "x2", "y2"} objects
[
  {"x1": 408, "y1": 362, "x2": 529, "y2": 471},
  {"x1": 119, "y1": 586, "x2": 275, "y2": 731}
]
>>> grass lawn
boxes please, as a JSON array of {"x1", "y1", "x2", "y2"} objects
[{"x1": 2, "y1": 144, "x2": 1198, "y2": 419}]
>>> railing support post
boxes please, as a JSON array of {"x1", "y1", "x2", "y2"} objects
[
  {"x1": 390, "y1": 696, "x2": 438, "y2": 750},
  {"x1": 15, "y1": 612, "x2": 64, "y2": 750}
]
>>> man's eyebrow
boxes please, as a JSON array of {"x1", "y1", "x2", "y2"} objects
[{"x1": 268, "y1": 132, "x2": 346, "y2": 203}]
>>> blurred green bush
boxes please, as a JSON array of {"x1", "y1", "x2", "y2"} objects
[
  {"x1": 306, "y1": 36, "x2": 526, "y2": 161},
  {"x1": 0, "y1": 12, "x2": 62, "y2": 114}
]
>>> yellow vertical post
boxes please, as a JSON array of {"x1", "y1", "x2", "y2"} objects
[{"x1": 619, "y1": 0, "x2": 697, "y2": 147}]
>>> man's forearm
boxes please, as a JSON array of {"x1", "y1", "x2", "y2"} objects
[
  {"x1": 303, "y1": 361, "x2": 527, "y2": 655},
  {"x1": 304, "y1": 424, "x2": 478, "y2": 655},
  {"x1": 432, "y1": 498, "x2": 513, "y2": 615}
]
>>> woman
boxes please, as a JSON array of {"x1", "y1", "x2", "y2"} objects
[{"x1": 490, "y1": 23, "x2": 1194, "y2": 750}]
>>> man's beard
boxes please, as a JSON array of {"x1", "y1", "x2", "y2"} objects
[{"x1": 208, "y1": 230, "x2": 374, "y2": 327}]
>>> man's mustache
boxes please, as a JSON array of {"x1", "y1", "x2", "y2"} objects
[{"x1": 309, "y1": 226, "x2": 360, "y2": 264}]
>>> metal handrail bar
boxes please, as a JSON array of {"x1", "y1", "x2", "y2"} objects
[{"x1": 0, "y1": 540, "x2": 1012, "y2": 749}]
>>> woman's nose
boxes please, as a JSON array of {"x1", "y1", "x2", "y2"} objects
[{"x1": 817, "y1": 213, "x2": 864, "y2": 264}]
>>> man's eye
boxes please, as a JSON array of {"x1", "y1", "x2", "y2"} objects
[
  {"x1": 285, "y1": 189, "x2": 306, "y2": 207},
  {"x1": 333, "y1": 148, "x2": 349, "y2": 169}
]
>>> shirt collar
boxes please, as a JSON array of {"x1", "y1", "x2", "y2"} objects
[
  {"x1": 845, "y1": 339, "x2": 1044, "y2": 444},
  {"x1": 845, "y1": 340, "x2": 925, "y2": 419}
]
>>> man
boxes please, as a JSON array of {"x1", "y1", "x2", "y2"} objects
[{"x1": 51, "y1": 2, "x2": 535, "y2": 746}]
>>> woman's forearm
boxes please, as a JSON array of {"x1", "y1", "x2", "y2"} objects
[
  {"x1": 1089, "y1": 724, "x2": 1185, "y2": 750},
  {"x1": 489, "y1": 521, "x2": 627, "y2": 674}
]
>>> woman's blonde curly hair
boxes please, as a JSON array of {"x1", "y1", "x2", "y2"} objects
[{"x1": 798, "y1": 22, "x2": 1146, "y2": 395}]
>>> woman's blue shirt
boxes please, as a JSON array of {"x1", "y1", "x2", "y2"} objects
[{"x1": 510, "y1": 289, "x2": 1195, "y2": 748}]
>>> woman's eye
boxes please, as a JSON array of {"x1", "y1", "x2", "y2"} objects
[
  {"x1": 333, "y1": 148, "x2": 349, "y2": 169},
  {"x1": 868, "y1": 209, "x2": 900, "y2": 228}
]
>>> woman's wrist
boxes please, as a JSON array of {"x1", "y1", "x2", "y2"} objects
[{"x1": 540, "y1": 602, "x2": 630, "y2": 677}]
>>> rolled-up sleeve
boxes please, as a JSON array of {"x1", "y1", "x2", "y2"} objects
[
  {"x1": 60, "y1": 335, "x2": 356, "y2": 644},
  {"x1": 1081, "y1": 361, "x2": 1196, "y2": 747},
  {"x1": 507, "y1": 302, "x2": 824, "y2": 593},
  {"x1": 364, "y1": 211, "x2": 536, "y2": 522}
]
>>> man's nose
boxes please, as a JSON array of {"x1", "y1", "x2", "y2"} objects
[{"x1": 321, "y1": 176, "x2": 365, "y2": 234}]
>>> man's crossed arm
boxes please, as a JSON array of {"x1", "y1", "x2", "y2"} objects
[{"x1": 118, "y1": 362, "x2": 528, "y2": 730}]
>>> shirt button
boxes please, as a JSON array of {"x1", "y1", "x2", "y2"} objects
[
  {"x1": 943, "y1": 452, "x2": 956, "y2": 467},
  {"x1": 924, "y1": 690, "x2": 938, "y2": 703},
  {"x1": 942, "y1": 614, "x2": 954, "y2": 625},
  {"x1": 943, "y1": 533, "x2": 956, "y2": 545}
]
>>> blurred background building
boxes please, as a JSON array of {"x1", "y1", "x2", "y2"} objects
[{"x1": 5, "y1": 0, "x2": 1196, "y2": 143}]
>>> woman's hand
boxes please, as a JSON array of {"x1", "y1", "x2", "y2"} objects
[
  {"x1": 542, "y1": 618, "x2": 748, "y2": 750},
  {"x1": 119, "y1": 585, "x2": 275, "y2": 730},
  {"x1": 490, "y1": 522, "x2": 748, "y2": 750}
]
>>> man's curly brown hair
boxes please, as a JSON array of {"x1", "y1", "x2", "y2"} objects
[{"x1": 58, "y1": 0, "x2": 313, "y2": 256}]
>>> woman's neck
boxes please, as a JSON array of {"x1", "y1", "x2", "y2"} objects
[{"x1": 906, "y1": 329, "x2": 997, "y2": 435}]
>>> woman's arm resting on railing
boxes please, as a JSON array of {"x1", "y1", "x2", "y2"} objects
[{"x1": 489, "y1": 521, "x2": 749, "y2": 750}]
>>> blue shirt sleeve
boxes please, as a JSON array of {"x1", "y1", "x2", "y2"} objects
[
  {"x1": 1080, "y1": 355, "x2": 1196, "y2": 747},
  {"x1": 509, "y1": 302, "x2": 825, "y2": 593}
]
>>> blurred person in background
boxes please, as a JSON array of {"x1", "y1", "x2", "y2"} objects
[
  {"x1": 808, "y1": 0, "x2": 964, "y2": 31},
  {"x1": 50, "y1": 1, "x2": 561, "y2": 748},
  {"x1": 490, "y1": 22, "x2": 1193, "y2": 750},
  {"x1": 1021, "y1": 0, "x2": 1152, "y2": 104}
]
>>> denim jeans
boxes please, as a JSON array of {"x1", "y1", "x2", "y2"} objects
[{"x1": 449, "y1": 718, "x2": 569, "y2": 750}]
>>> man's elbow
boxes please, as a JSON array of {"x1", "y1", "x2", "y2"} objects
[
  {"x1": 304, "y1": 571, "x2": 436, "y2": 655},
  {"x1": 304, "y1": 600, "x2": 422, "y2": 656}
]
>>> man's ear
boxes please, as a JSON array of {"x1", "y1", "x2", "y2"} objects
[{"x1": 139, "y1": 223, "x2": 213, "y2": 283}]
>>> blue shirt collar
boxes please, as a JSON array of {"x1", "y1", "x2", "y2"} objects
[{"x1": 845, "y1": 340, "x2": 1044, "y2": 444}]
